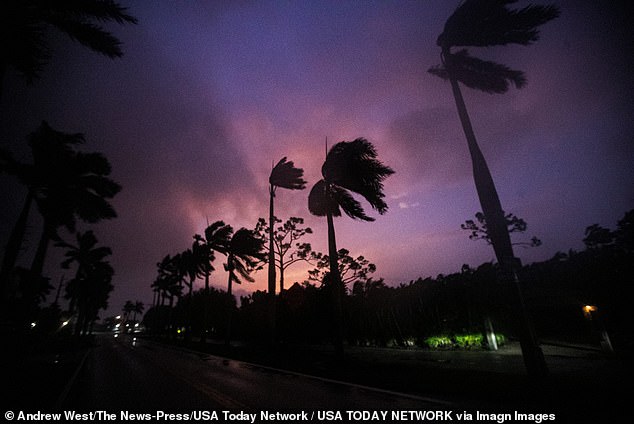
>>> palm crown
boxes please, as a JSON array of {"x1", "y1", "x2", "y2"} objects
[
  {"x1": 308, "y1": 138, "x2": 394, "y2": 221},
  {"x1": 225, "y1": 228, "x2": 265, "y2": 287},
  {"x1": 429, "y1": 0, "x2": 559, "y2": 94},
  {"x1": 1, "y1": 0, "x2": 137, "y2": 84},
  {"x1": 269, "y1": 157, "x2": 306, "y2": 192}
]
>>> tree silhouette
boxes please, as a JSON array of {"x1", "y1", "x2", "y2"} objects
[
  {"x1": 254, "y1": 216, "x2": 316, "y2": 293},
  {"x1": 307, "y1": 248, "x2": 377, "y2": 288},
  {"x1": 267, "y1": 158, "x2": 306, "y2": 341},
  {"x1": 133, "y1": 301, "x2": 144, "y2": 323},
  {"x1": 462, "y1": 211, "x2": 542, "y2": 248},
  {"x1": 308, "y1": 138, "x2": 393, "y2": 356},
  {"x1": 429, "y1": 0, "x2": 559, "y2": 378},
  {"x1": 1, "y1": 122, "x2": 120, "y2": 304},
  {"x1": 194, "y1": 220, "x2": 232, "y2": 343},
  {"x1": 57, "y1": 230, "x2": 113, "y2": 336},
  {"x1": 28, "y1": 124, "x2": 121, "y2": 284},
  {"x1": 152, "y1": 255, "x2": 182, "y2": 308},
  {"x1": 216, "y1": 226, "x2": 265, "y2": 345},
  {"x1": 0, "y1": 0, "x2": 137, "y2": 96}
]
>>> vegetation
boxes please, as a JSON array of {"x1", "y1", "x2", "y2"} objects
[
  {"x1": 0, "y1": 0, "x2": 137, "y2": 96},
  {"x1": 429, "y1": 0, "x2": 560, "y2": 378},
  {"x1": 142, "y1": 209, "x2": 633, "y2": 355},
  {"x1": 308, "y1": 138, "x2": 394, "y2": 356}
]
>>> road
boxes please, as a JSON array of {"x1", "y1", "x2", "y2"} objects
[{"x1": 62, "y1": 334, "x2": 453, "y2": 415}]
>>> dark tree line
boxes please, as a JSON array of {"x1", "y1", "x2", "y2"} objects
[
  {"x1": 0, "y1": 0, "x2": 135, "y2": 335},
  {"x1": 144, "y1": 210, "x2": 633, "y2": 353}
]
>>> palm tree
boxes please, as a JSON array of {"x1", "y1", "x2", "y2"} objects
[
  {"x1": 123, "y1": 300, "x2": 134, "y2": 322},
  {"x1": 174, "y1": 247, "x2": 205, "y2": 341},
  {"x1": 1, "y1": 122, "x2": 120, "y2": 302},
  {"x1": 308, "y1": 138, "x2": 394, "y2": 356},
  {"x1": 0, "y1": 0, "x2": 137, "y2": 97},
  {"x1": 56, "y1": 230, "x2": 113, "y2": 335},
  {"x1": 0, "y1": 122, "x2": 81, "y2": 297},
  {"x1": 133, "y1": 301, "x2": 144, "y2": 323},
  {"x1": 429, "y1": 0, "x2": 559, "y2": 378},
  {"x1": 221, "y1": 227, "x2": 265, "y2": 345},
  {"x1": 267, "y1": 157, "x2": 306, "y2": 340},
  {"x1": 194, "y1": 220, "x2": 232, "y2": 343},
  {"x1": 29, "y1": 124, "x2": 121, "y2": 284},
  {"x1": 152, "y1": 254, "x2": 183, "y2": 336}
]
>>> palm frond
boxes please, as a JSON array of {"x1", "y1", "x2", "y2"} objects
[
  {"x1": 49, "y1": 0, "x2": 138, "y2": 25},
  {"x1": 230, "y1": 228, "x2": 265, "y2": 262},
  {"x1": 330, "y1": 185, "x2": 373, "y2": 221},
  {"x1": 45, "y1": 17, "x2": 125, "y2": 58},
  {"x1": 269, "y1": 157, "x2": 306, "y2": 190},
  {"x1": 430, "y1": 49, "x2": 526, "y2": 94},
  {"x1": 322, "y1": 138, "x2": 394, "y2": 214},
  {"x1": 438, "y1": 0, "x2": 560, "y2": 49},
  {"x1": 308, "y1": 179, "x2": 340, "y2": 217},
  {"x1": 204, "y1": 221, "x2": 233, "y2": 255}
]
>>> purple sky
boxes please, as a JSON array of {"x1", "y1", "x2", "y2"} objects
[{"x1": 1, "y1": 1, "x2": 633, "y2": 317}]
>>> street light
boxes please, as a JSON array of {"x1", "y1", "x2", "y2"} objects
[
  {"x1": 582, "y1": 304, "x2": 597, "y2": 320},
  {"x1": 581, "y1": 304, "x2": 614, "y2": 353}
]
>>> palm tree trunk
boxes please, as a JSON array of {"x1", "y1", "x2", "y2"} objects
[
  {"x1": 225, "y1": 269, "x2": 233, "y2": 346},
  {"x1": 279, "y1": 266, "x2": 285, "y2": 293},
  {"x1": 1, "y1": 190, "x2": 34, "y2": 298},
  {"x1": 448, "y1": 75, "x2": 548, "y2": 378},
  {"x1": 326, "y1": 211, "x2": 344, "y2": 359},
  {"x1": 268, "y1": 186, "x2": 277, "y2": 342},
  {"x1": 201, "y1": 270, "x2": 209, "y2": 344}
]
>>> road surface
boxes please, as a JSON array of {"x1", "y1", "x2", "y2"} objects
[{"x1": 62, "y1": 334, "x2": 453, "y2": 416}]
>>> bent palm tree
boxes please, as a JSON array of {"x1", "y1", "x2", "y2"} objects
[
  {"x1": 429, "y1": 0, "x2": 559, "y2": 378},
  {"x1": 29, "y1": 125, "x2": 121, "y2": 282},
  {"x1": 267, "y1": 157, "x2": 306, "y2": 341},
  {"x1": 57, "y1": 230, "x2": 112, "y2": 335},
  {"x1": 0, "y1": 0, "x2": 137, "y2": 96},
  {"x1": 195, "y1": 220, "x2": 232, "y2": 343},
  {"x1": 1, "y1": 122, "x2": 120, "y2": 303},
  {"x1": 308, "y1": 138, "x2": 394, "y2": 356},
  {"x1": 222, "y1": 227, "x2": 265, "y2": 345}
]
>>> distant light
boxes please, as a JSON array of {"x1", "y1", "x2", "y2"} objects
[
  {"x1": 134, "y1": 323, "x2": 139, "y2": 327},
  {"x1": 30, "y1": 322, "x2": 36, "y2": 329},
  {"x1": 115, "y1": 315, "x2": 121, "y2": 319},
  {"x1": 583, "y1": 305, "x2": 597, "y2": 313},
  {"x1": 114, "y1": 334, "x2": 118, "y2": 338},
  {"x1": 582, "y1": 304, "x2": 598, "y2": 319},
  {"x1": 115, "y1": 323, "x2": 120, "y2": 328},
  {"x1": 61, "y1": 320, "x2": 70, "y2": 327}
]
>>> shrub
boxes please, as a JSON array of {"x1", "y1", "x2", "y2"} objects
[
  {"x1": 495, "y1": 333, "x2": 506, "y2": 346},
  {"x1": 424, "y1": 335, "x2": 453, "y2": 349},
  {"x1": 455, "y1": 333, "x2": 483, "y2": 349}
]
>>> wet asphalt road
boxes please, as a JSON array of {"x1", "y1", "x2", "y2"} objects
[{"x1": 62, "y1": 334, "x2": 453, "y2": 417}]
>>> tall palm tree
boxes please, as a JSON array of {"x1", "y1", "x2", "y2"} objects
[
  {"x1": 152, "y1": 254, "x2": 182, "y2": 336},
  {"x1": 221, "y1": 227, "x2": 265, "y2": 345},
  {"x1": 0, "y1": 122, "x2": 81, "y2": 296},
  {"x1": 122, "y1": 300, "x2": 134, "y2": 322},
  {"x1": 28, "y1": 124, "x2": 121, "y2": 283},
  {"x1": 429, "y1": 0, "x2": 559, "y2": 378},
  {"x1": 308, "y1": 138, "x2": 394, "y2": 356},
  {"x1": 133, "y1": 301, "x2": 144, "y2": 323},
  {"x1": 194, "y1": 220, "x2": 232, "y2": 343},
  {"x1": 267, "y1": 157, "x2": 306, "y2": 340},
  {"x1": 0, "y1": 0, "x2": 137, "y2": 96},
  {"x1": 174, "y1": 247, "x2": 205, "y2": 341},
  {"x1": 224, "y1": 228, "x2": 265, "y2": 298},
  {"x1": 56, "y1": 230, "x2": 112, "y2": 335}
]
